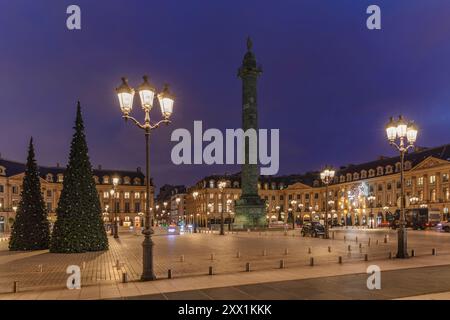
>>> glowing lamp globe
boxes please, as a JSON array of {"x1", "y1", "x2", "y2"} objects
[{"x1": 116, "y1": 77, "x2": 135, "y2": 116}]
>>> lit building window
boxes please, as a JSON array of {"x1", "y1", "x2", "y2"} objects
[
  {"x1": 418, "y1": 177, "x2": 424, "y2": 186},
  {"x1": 134, "y1": 192, "x2": 140, "y2": 199},
  {"x1": 57, "y1": 174, "x2": 64, "y2": 183},
  {"x1": 124, "y1": 192, "x2": 130, "y2": 199},
  {"x1": 103, "y1": 192, "x2": 109, "y2": 198},
  {"x1": 430, "y1": 175, "x2": 436, "y2": 184}
]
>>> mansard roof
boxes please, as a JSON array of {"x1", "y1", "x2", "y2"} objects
[{"x1": 0, "y1": 158, "x2": 147, "y2": 185}]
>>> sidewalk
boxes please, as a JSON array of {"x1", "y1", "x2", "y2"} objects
[{"x1": 2, "y1": 251, "x2": 450, "y2": 300}]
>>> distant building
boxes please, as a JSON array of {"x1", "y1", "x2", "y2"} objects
[
  {"x1": 155, "y1": 184, "x2": 186, "y2": 224},
  {"x1": 0, "y1": 158, "x2": 153, "y2": 233}
]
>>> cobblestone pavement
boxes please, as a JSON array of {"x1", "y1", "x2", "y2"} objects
[{"x1": 0, "y1": 227, "x2": 450, "y2": 294}]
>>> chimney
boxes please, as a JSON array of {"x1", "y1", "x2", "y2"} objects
[
  {"x1": 137, "y1": 167, "x2": 141, "y2": 173},
  {"x1": 56, "y1": 162, "x2": 60, "y2": 168},
  {"x1": 98, "y1": 165, "x2": 102, "y2": 170}
]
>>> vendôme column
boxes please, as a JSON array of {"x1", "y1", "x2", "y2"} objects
[{"x1": 233, "y1": 38, "x2": 267, "y2": 230}]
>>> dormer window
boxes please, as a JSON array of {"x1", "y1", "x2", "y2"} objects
[
  {"x1": 0, "y1": 166, "x2": 6, "y2": 176},
  {"x1": 93, "y1": 176, "x2": 99, "y2": 184},
  {"x1": 353, "y1": 172, "x2": 359, "y2": 180},
  {"x1": 395, "y1": 162, "x2": 401, "y2": 172},
  {"x1": 346, "y1": 173, "x2": 352, "y2": 182},
  {"x1": 103, "y1": 176, "x2": 109, "y2": 184},
  {"x1": 385, "y1": 165, "x2": 393, "y2": 174},
  {"x1": 124, "y1": 176, "x2": 131, "y2": 185},
  {"x1": 361, "y1": 170, "x2": 367, "y2": 179},
  {"x1": 133, "y1": 177, "x2": 141, "y2": 185},
  {"x1": 404, "y1": 161, "x2": 411, "y2": 170},
  {"x1": 313, "y1": 180, "x2": 319, "y2": 187},
  {"x1": 376, "y1": 167, "x2": 383, "y2": 176},
  {"x1": 57, "y1": 174, "x2": 64, "y2": 183},
  {"x1": 46, "y1": 174, "x2": 53, "y2": 182},
  {"x1": 209, "y1": 180, "x2": 215, "y2": 188},
  {"x1": 340, "y1": 175, "x2": 345, "y2": 183},
  {"x1": 369, "y1": 169, "x2": 375, "y2": 177}
]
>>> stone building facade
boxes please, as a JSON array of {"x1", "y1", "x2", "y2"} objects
[
  {"x1": 186, "y1": 144, "x2": 450, "y2": 228},
  {"x1": 0, "y1": 158, "x2": 153, "y2": 233}
]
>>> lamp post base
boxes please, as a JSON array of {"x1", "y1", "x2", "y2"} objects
[
  {"x1": 396, "y1": 226, "x2": 409, "y2": 259},
  {"x1": 141, "y1": 232, "x2": 156, "y2": 281}
]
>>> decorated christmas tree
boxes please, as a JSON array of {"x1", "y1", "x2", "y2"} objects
[
  {"x1": 9, "y1": 138, "x2": 50, "y2": 251},
  {"x1": 50, "y1": 102, "x2": 108, "y2": 253}
]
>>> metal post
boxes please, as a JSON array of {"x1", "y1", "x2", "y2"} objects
[
  {"x1": 141, "y1": 131, "x2": 156, "y2": 281},
  {"x1": 220, "y1": 190, "x2": 225, "y2": 235},
  {"x1": 325, "y1": 184, "x2": 329, "y2": 239},
  {"x1": 113, "y1": 185, "x2": 119, "y2": 239}
]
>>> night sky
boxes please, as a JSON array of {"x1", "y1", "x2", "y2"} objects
[{"x1": 1, "y1": 0, "x2": 450, "y2": 190}]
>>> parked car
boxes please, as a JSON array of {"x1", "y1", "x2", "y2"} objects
[
  {"x1": 301, "y1": 222, "x2": 325, "y2": 238},
  {"x1": 437, "y1": 221, "x2": 450, "y2": 232}
]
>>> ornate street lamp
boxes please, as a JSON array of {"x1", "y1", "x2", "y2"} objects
[
  {"x1": 385, "y1": 115, "x2": 418, "y2": 259},
  {"x1": 320, "y1": 166, "x2": 335, "y2": 239},
  {"x1": 116, "y1": 76, "x2": 175, "y2": 281},
  {"x1": 218, "y1": 180, "x2": 227, "y2": 235},
  {"x1": 192, "y1": 192, "x2": 199, "y2": 233}
]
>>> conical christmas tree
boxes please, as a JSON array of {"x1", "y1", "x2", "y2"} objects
[
  {"x1": 9, "y1": 138, "x2": 50, "y2": 251},
  {"x1": 50, "y1": 102, "x2": 108, "y2": 253}
]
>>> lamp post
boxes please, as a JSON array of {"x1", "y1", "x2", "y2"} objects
[
  {"x1": 227, "y1": 199, "x2": 233, "y2": 231},
  {"x1": 192, "y1": 192, "x2": 199, "y2": 233},
  {"x1": 367, "y1": 195, "x2": 376, "y2": 229},
  {"x1": 116, "y1": 76, "x2": 175, "y2": 281},
  {"x1": 385, "y1": 115, "x2": 418, "y2": 259},
  {"x1": 290, "y1": 200, "x2": 297, "y2": 229},
  {"x1": 218, "y1": 181, "x2": 226, "y2": 235},
  {"x1": 275, "y1": 205, "x2": 281, "y2": 222},
  {"x1": 320, "y1": 166, "x2": 335, "y2": 239}
]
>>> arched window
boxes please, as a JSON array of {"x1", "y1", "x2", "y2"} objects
[
  {"x1": 93, "y1": 176, "x2": 99, "y2": 184},
  {"x1": 353, "y1": 172, "x2": 359, "y2": 180},
  {"x1": 57, "y1": 174, "x2": 64, "y2": 183},
  {"x1": 209, "y1": 180, "x2": 215, "y2": 188},
  {"x1": 395, "y1": 162, "x2": 401, "y2": 172},
  {"x1": 369, "y1": 169, "x2": 375, "y2": 177},
  {"x1": 103, "y1": 176, "x2": 109, "y2": 184},
  {"x1": 346, "y1": 173, "x2": 352, "y2": 182},
  {"x1": 124, "y1": 176, "x2": 131, "y2": 184},
  {"x1": 46, "y1": 174, "x2": 53, "y2": 182},
  {"x1": 233, "y1": 181, "x2": 240, "y2": 188},
  {"x1": 404, "y1": 161, "x2": 412, "y2": 170},
  {"x1": 0, "y1": 166, "x2": 5, "y2": 176},
  {"x1": 340, "y1": 175, "x2": 345, "y2": 183},
  {"x1": 133, "y1": 177, "x2": 141, "y2": 185},
  {"x1": 385, "y1": 165, "x2": 393, "y2": 174}
]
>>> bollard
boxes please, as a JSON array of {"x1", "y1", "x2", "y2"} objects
[
  {"x1": 116, "y1": 260, "x2": 120, "y2": 268},
  {"x1": 356, "y1": 236, "x2": 358, "y2": 243},
  {"x1": 411, "y1": 249, "x2": 415, "y2": 257},
  {"x1": 236, "y1": 251, "x2": 241, "y2": 258},
  {"x1": 338, "y1": 256, "x2": 342, "y2": 264},
  {"x1": 384, "y1": 235, "x2": 388, "y2": 243},
  {"x1": 308, "y1": 247, "x2": 312, "y2": 254},
  {"x1": 389, "y1": 252, "x2": 392, "y2": 259},
  {"x1": 359, "y1": 243, "x2": 362, "y2": 249},
  {"x1": 310, "y1": 257, "x2": 314, "y2": 266},
  {"x1": 284, "y1": 248, "x2": 289, "y2": 255},
  {"x1": 210, "y1": 253, "x2": 215, "y2": 261},
  {"x1": 348, "y1": 245, "x2": 351, "y2": 252},
  {"x1": 262, "y1": 249, "x2": 267, "y2": 256},
  {"x1": 328, "y1": 246, "x2": 331, "y2": 253},
  {"x1": 168, "y1": 269, "x2": 172, "y2": 279},
  {"x1": 279, "y1": 259, "x2": 285, "y2": 269},
  {"x1": 332, "y1": 232, "x2": 335, "y2": 239},
  {"x1": 122, "y1": 272, "x2": 128, "y2": 283},
  {"x1": 368, "y1": 238, "x2": 371, "y2": 245},
  {"x1": 432, "y1": 248, "x2": 437, "y2": 256},
  {"x1": 246, "y1": 262, "x2": 250, "y2": 272},
  {"x1": 365, "y1": 254, "x2": 368, "y2": 261},
  {"x1": 180, "y1": 255, "x2": 185, "y2": 262},
  {"x1": 376, "y1": 240, "x2": 379, "y2": 245},
  {"x1": 344, "y1": 235, "x2": 346, "y2": 242},
  {"x1": 209, "y1": 266, "x2": 213, "y2": 275},
  {"x1": 13, "y1": 281, "x2": 19, "y2": 293}
]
